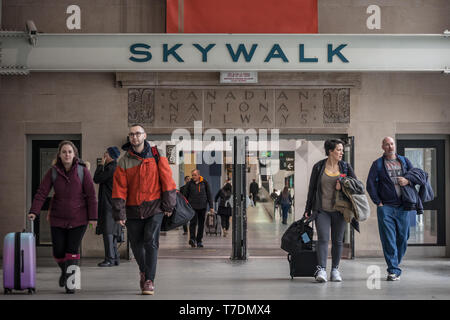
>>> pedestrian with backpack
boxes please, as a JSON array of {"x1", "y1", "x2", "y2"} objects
[
  {"x1": 112, "y1": 124, "x2": 177, "y2": 295},
  {"x1": 277, "y1": 187, "x2": 292, "y2": 225},
  {"x1": 28, "y1": 140, "x2": 97, "y2": 294},
  {"x1": 304, "y1": 139, "x2": 357, "y2": 283},
  {"x1": 215, "y1": 183, "x2": 233, "y2": 237},
  {"x1": 366, "y1": 137, "x2": 414, "y2": 282}
]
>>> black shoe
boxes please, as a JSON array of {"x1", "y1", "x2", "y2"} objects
[
  {"x1": 98, "y1": 260, "x2": 114, "y2": 267},
  {"x1": 197, "y1": 242, "x2": 204, "y2": 248},
  {"x1": 114, "y1": 259, "x2": 120, "y2": 266},
  {"x1": 189, "y1": 239, "x2": 196, "y2": 248},
  {"x1": 57, "y1": 262, "x2": 66, "y2": 288}
]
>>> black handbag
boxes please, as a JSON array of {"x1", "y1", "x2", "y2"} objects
[
  {"x1": 281, "y1": 217, "x2": 314, "y2": 254},
  {"x1": 117, "y1": 226, "x2": 125, "y2": 243},
  {"x1": 149, "y1": 146, "x2": 195, "y2": 232},
  {"x1": 160, "y1": 191, "x2": 195, "y2": 231}
]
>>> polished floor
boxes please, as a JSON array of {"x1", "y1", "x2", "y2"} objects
[{"x1": 1, "y1": 203, "x2": 450, "y2": 300}]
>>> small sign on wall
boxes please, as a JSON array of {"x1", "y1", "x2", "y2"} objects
[
  {"x1": 166, "y1": 145, "x2": 176, "y2": 164},
  {"x1": 220, "y1": 72, "x2": 258, "y2": 84}
]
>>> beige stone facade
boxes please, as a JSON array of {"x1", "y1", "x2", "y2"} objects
[{"x1": 1, "y1": 0, "x2": 449, "y2": 257}]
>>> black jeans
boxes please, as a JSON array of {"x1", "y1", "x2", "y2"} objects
[
  {"x1": 219, "y1": 214, "x2": 230, "y2": 230},
  {"x1": 51, "y1": 225, "x2": 87, "y2": 261},
  {"x1": 126, "y1": 214, "x2": 163, "y2": 282},
  {"x1": 190, "y1": 208, "x2": 206, "y2": 243}
]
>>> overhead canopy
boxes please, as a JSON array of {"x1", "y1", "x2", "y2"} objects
[{"x1": 0, "y1": 33, "x2": 449, "y2": 74}]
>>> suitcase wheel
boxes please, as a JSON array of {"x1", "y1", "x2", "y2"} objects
[{"x1": 4, "y1": 288, "x2": 12, "y2": 295}]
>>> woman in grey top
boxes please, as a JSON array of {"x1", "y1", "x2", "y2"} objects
[{"x1": 304, "y1": 139, "x2": 357, "y2": 283}]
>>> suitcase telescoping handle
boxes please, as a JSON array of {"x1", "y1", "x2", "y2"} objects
[{"x1": 25, "y1": 216, "x2": 35, "y2": 234}]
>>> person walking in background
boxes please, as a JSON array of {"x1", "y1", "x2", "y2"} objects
[
  {"x1": 304, "y1": 139, "x2": 357, "y2": 283},
  {"x1": 250, "y1": 179, "x2": 259, "y2": 204},
  {"x1": 184, "y1": 169, "x2": 214, "y2": 248},
  {"x1": 112, "y1": 124, "x2": 176, "y2": 295},
  {"x1": 277, "y1": 187, "x2": 292, "y2": 225},
  {"x1": 179, "y1": 176, "x2": 191, "y2": 235},
  {"x1": 93, "y1": 146, "x2": 121, "y2": 267},
  {"x1": 28, "y1": 140, "x2": 97, "y2": 294},
  {"x1": 366, "y1": 137, "x2": 414, "y2": 281},
  {"x1": 215, "y1": 182, "x2": 233, "y2": 237}
]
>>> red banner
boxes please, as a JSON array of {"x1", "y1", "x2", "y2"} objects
[{"x1": 167, "y1": 0, "x2": 318, "y2": 33}]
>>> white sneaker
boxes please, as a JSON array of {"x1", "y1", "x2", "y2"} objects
[
  {"x1": 315, "y1": 267, "x2": 327, "y2": 283},
  {"x1": 330, "y1": 268, "x2": 342, "y2": 282},
  {"x1": 387, "y1": 273, "x2": 400, "y2": 281}
]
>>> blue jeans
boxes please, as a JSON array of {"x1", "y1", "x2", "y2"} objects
[
  {"x1": 377, "y1": 205, "x2": 412, "y2": 276},
  {"x1": 281, "y1": 204, "x2": 290, "y2": 223}
]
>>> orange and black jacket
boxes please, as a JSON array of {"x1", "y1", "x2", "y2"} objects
[
  {"x1": 184, "y1": 176, "x2": 213, "y2": 210},
  {"x1": 112, "y1": 141, "x2": 176, "y2": 221}
]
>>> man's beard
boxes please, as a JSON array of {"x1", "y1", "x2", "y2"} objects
[{"x1": 132, "y1": 140, "x2": 144, "y2": 149}]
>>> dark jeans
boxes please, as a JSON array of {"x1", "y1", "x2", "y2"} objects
[
  {"x1": 126, "y1": 213, "x2": 163, "y2": 282},
  {"x1": 51, "y1": 225, "x2": 87, "y2": 261},
  {"x1": 103, "y1": 234, "x2": 119, "y2": 263},
  {"x1": 251, "y1": 193, "x2": 258, "y2": 203},
  {"x1": 190, "y1": 208, "x2": 206, "y2": 243},
  {"x1": 281, "y1": 204, "x2": 291, "y2": 224},
  {"x1": 219, "y1": 214, "x2": 230, "y2": 230},
  {"x1": 315, "y1": 210, "x2": 346, "y2": 269},
  {"x1": 377, "y1": 205, "x2": 411, "y2": 276}
]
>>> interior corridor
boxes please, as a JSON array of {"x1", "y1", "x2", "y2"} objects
[{"x1": 158, "y1": 202, "x2": 290, "y2": 258}]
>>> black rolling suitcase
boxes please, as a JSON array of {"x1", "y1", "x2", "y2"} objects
[{"x1": 287, "y1": 242, "x2": 317, "y2": 279}]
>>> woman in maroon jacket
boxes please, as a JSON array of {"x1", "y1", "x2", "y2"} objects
[{"x1": 28, "y1": 141, "x2": 97, "y2": 294}]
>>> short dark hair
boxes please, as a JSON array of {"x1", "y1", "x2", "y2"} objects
[
  {"x1": 129, "y1": 124, "x2": 145, "y2": 132},
  {"x1": 324, "y1": 139, "x2": 345, "y2": 156}
]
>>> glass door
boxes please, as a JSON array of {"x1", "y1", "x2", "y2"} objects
[{"x1": 397, "y1": 140, "x2": 445, "y2": 246}]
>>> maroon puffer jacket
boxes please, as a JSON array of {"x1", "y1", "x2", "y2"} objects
[{"x1": 29, "y1": 159, "x2": 97, "y2": 229}]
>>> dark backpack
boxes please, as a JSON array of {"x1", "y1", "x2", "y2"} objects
[{"x1": 281, "y1": 217, "x2": 314, "y2": 254}]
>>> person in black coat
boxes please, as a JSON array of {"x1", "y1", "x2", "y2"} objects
[
  {"x1": 215, "y1": 183, "x2": 232, "y2": 237},
  {"x1": 184, "y1": 169, "x2": 214, "y2": 248},
  {"x1": 93, "y1": 146, "x2": 122, "y2": 267},
  {"x1": 250, "y1": 179, "x2": 259, "y2": 203}
]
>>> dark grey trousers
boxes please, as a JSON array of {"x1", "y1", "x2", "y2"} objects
[
  {"x1": 316, "y1": 210, "x2": 347, "y2": 269},
  {"x1": 102, "y1": 234, "x2": 119, "y2": 263}
]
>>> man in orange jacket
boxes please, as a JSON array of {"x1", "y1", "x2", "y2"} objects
[{"x1": 112, "y1": 124, "x2": 176, "y2": 295}]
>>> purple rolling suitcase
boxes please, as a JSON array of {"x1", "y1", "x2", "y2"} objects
[{"x1": 3, "y1": 221, "x2": 36, "y2": 294}]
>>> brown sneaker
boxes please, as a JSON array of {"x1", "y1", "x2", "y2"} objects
[
  {"x1": 142, "y1": 280, "x2": 154, "y2": 295},
  {"x1": 139, "y1": 272, "x2": 145, "y2": 290}
]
